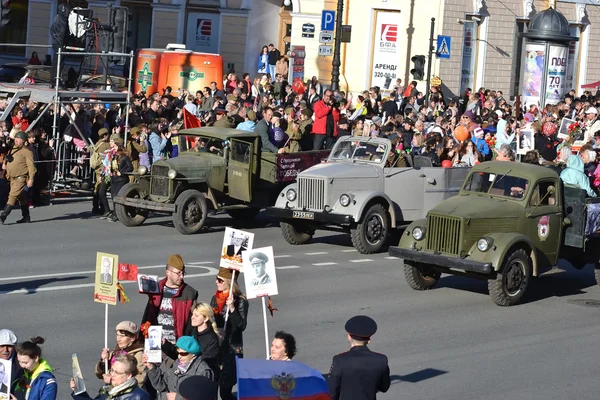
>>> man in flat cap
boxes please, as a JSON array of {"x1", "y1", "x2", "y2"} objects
[
  {"x1": 248, "y1": 251, "x2": 272, "y2": 286},
  {"x1": 327, "y1": 315, "x2": 390, "y2": 400}
]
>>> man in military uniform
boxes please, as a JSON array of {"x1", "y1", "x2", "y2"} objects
[
  {"x1": 328, "y1": 315, "x2": 390, "y2": 400},
  {"x1": 126, "y1": 127, "x2": 147, "y2": 183},
  {"x1": 1, "y1": 131, "x2": 36, "y2": 224},
  {"x1": 248, "y1": 251, "x2": 272, "y2": 286},
  {"x1": 92, "y1": 128, "x2": 110, "y2": 214}
]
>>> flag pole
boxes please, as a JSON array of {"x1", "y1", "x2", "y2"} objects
[
  {"x1": 261, "y1": 296, "x2": 269, "y2": 360},
  {"x1": 104, "y1": 303, "x2": 109, "y2": 374},
  {"x1": 224, "y1": 270, "x2": 237, "y2": 325}
]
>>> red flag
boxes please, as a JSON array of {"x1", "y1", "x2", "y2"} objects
[
  {"x1": 118, "y1": 263, "x2": 138, "y2": 281},
  {"x1": 183, "y1": 108, "x2": 201, "y2": 129}
]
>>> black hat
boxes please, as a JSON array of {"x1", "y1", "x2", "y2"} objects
[
  {"x1": 338, "y1": 118, "x2": 349, "y2": 126},
  {"x1": 178, "y1": 376, "x2": 218, "y2": 400},
  {"x1": 345, "y1": 315, "x2": 377, "y2": 339},
  {"x1": 272, "y1": 111, "x2": 282, "y2": 118},
  {"x1": 215, "y1": 108, "x2": 227, "y2": 114}
]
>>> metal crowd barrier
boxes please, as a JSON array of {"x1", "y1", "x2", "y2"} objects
[{"x1": 51, "y1": 140, "x2": 95, "y2": 192}]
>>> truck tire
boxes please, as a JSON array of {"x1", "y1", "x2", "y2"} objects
[
  {"x1": 488, "y1": 248, "x2": 531, "y2": 306},
  {"x1": 404, "y1": 260, "x2": 441, "y2": 290},
  {"x1": 114, "y1": 183, "x2": 148, "y2": 227},
  {"x1": 226, "y1": 208, "x2": 260, "y2": 221},
  {"x1": 281, "y1": 221, "x2": 314, "y2": 245},
  {"x1": 350, "y1": 203, "x2": 389, "y2": 254},
  {"x1": 173, "y1": 189, "x2": 207, "y2": 235}
]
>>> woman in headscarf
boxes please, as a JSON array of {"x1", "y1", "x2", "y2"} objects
[
  {"x1": 494, "y1": 118, "x2": 515, "y2": 152},
  {"x1": 211, "y1": 268, "x2": 248, "y2": 400}
]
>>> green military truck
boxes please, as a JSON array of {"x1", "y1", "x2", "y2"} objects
[
  {"x1": 113, "y1": 127, "x2": 329, "y2": 234},
  {"x1": 389, "y1": 161, "x2": 600, "y2": 306}
]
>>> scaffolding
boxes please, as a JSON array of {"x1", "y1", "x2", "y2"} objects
[{"x1": 0, "y1": 47, "x2": 134, "y2": 200}]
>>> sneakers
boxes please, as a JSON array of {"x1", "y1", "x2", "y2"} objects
[
  {"x1": 100, "y1": 211, "x2": 113, "y2": 220},
  {"x1": 109, "y1": 214, "x2": 119, "y2": 222}
]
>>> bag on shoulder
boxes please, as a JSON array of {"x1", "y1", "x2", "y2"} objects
[{"x1": 90, "y1": 149, "x2": 102, "y2": 169}]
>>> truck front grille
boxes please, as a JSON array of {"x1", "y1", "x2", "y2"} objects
[
  {"x1": 150, "y1": 165, "x2": 170, "y2": 197},
  {"x1": 297, "y1": 177, "x2": 325, "y2": 211},
  {"x1": 426, "y1": 215, "x2": 461, "y2": 256}
]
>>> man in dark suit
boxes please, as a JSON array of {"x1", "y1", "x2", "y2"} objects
[
  {"x1": 210, "y1": 82, "x2": 225, "y2": 99},
  {"x1": 254, "y1": 108, "x2": 283, "y2": 154},
  {"x1": 226, "y1": 230, "x2": 247, "y2": 257},
  {"x1": 327, "y1": 315, "x2": 390, "y2": 400}
]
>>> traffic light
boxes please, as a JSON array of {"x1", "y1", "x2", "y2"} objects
[
  {"x1": 111, "y1": 7, "x2": 132, "y2": 65},
  {"x1": 410, "y1": 55, "x2": 425, "y2": 80},
  {"x1": 1, "y1": 0, "x2": 11, "y2": 29}
]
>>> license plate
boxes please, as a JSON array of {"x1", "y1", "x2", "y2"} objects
[{"x1": 293, "y1": 211, "x2": 314, "y2": 219}]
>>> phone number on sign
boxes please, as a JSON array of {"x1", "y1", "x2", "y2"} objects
[{"x1": 373, "y1": 72, "x2": 397, "y2": 79}]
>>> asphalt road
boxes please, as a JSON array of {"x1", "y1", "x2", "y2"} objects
[{"x1": 1, "y1": 201, "x2": 600, "y2": 400}]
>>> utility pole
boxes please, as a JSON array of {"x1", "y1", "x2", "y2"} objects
[
  {"x1": 330, "y1": 0, "x2": 344, "y2": 91},
  {"x1": 426, "y1": 17, "x2": 435, "y2": 102}
]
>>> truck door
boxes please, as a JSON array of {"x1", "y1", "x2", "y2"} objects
[
  {"x1": 227, "y1": 139, "x2": 254, "y2": 202},
  {"x1": 526, "y1": 179, "x2": 562, "y2": 267}
]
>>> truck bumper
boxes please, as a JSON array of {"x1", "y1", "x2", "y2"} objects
[
  {"x1": 389, "y1": 247, "x2": 493, "y2": 274},
  {"x1": 113, "y1": 196, "x2": 176, "y2": 213},
  {"x1": 265, "y1": 207, "x2": 354, "y2": 225}
]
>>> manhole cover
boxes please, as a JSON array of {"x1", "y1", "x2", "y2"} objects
[{"x1": 567, "y1": 299, "x2": 600, "y2": 307}]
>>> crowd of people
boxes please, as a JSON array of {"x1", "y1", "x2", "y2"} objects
[{"x1": 0, "y1": 255, "x2": 390, "y2": 400}]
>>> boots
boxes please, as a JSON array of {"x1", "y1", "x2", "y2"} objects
[
  {"x1": 0, "y1": 204, "x2": 13, "y2": 224},
  {"x1": 92, "y1": 193, "x2": 104, "y2": 215},
  {"x1": 16, "y1": 205, "x2": 31, "y2": 224}
]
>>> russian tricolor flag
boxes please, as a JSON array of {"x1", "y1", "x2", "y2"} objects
[{"x1": 236, "y1": 358, "x2": 331, "y2": 400}]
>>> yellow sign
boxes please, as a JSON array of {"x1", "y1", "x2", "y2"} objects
[
  {"x1": 431, "y1": 76, "x2": 442, "y2": 87},
  {"x1": 94, "y1": 252, "x2": 119, "y2": 305}
]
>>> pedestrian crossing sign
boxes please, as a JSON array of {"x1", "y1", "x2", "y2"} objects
[{"x1": 436, "y1": 35, "x2": 451, "y2": 59}]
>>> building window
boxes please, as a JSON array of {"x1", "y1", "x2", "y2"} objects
[{"x1": 0, "y1": 0, "x2": 28, "y2": 56}]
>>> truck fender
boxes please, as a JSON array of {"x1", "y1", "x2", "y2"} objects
[
  {"x1": 395, "y1": 219, "x2": 427, "y2": 249},
  {"x1": 273, "y1": 183, "x2": 297, "y2": 209},
  {"x1": 468, "y1": 232, "x2": 539, "y2": 275},
  {"x1": 348, "y1": 192, "x2": 398, "y2": 227}
]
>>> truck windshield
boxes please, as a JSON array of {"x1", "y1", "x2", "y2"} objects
[
  {"x1": 463, "y1": 171, "x2": 529, "y2": 200},
  {"x1": 180, "y1": 136, "x2": 225, "y2": 155},
  {"x1": 330, "y1": 140, "x2": 388, "y2": 163}
]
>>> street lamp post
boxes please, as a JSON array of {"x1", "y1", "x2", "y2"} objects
[{"x1": 330, "y1": 0, "x2": 344, "y2": 91}]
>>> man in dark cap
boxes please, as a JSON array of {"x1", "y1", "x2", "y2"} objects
[
  {"x1": 327, "y1": 315, "x2": 390, "y2": 400},
  {"x1": 1, "y1": 131, "x2": 36, "y2": 224},
  {"x1": 248, "y1": 251, "x2": 271, "y2": 286},
  {"x1": 179, "y1": 375, "x2": 218, "y2": 400}
]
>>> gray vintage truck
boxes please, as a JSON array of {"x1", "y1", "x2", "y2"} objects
[
  {"x1": 113, "y1": 127, "x2": 329, "y2": 234},
  {"x1": 266, "y1": 136, "x2": 470, "y2": 253}
]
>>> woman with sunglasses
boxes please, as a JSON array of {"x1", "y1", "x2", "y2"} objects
[
  {"x1": 144, "y1": 336, "x2": 213, "y2": 400},
  {"x1": 211, "y1": 268, "x2": 248, "y2": 400},
  {"x1": 71, "y1": 354, "x2": 148, "y2": 400}
]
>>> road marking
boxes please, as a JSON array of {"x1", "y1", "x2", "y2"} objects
[
  {"x1": 349, "y1": 259, "x2": 374, "y2": 263},
  {"x1": 0, "y1": 267, "x2": 219, "y2": 295},
  {"x1": 188, "y1": 261, "x2": 215, "y2": 265},
  {"x1": 276, "y1": 266, "x2": 301, "y2": 270},
  {"x1": 0, "y1": 264, "x2": 166, "y2": 282},
  {"x1": 341, "y1": 249, "x2": 357, "y2": 253},
  {"x1": 313, "y1": 262, "x2": 337, "y2": 266},
  {"x1": 306, "y1": 252, "x2": 328, "y2": 255},
  {"x1": 274, "y1": 255, "x2": 291, "y2": 258},
  {"x1": 385, "y1": 256, "x2": 399, "y2": 260}
]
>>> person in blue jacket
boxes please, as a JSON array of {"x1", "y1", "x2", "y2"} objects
[
  {"x1": 471, "y1": 127, "x2": 490, "y2": 160},
  {"x1": 15, "y1": 337, "x2": 57, "y2": 400}
]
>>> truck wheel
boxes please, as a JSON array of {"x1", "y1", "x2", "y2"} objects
[
  {"x1": 115, "y1": 183, "x2": 148, "y2": 227},
  {"x1": 488, "y1": 248, "x2": 531, "y2": 306},
  {"x1": 350, "y1": 203, "x2": 389, "y2": 254},
  {"x1": 404, "y1": 261, "x2": 441, "y2": 290},
  {"x1": 173, "y1": 189, "x2": 207, "y2": 235},
  {"x1": 281, "y1": 221, "x2": 314, "y2": 245},
  {"x1": 226, "y1": 208, "x2": 260, "y2": 221}
]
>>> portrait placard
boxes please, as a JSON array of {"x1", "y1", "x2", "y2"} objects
[
  {"x1": 220, "y1": 227, "x2": 255, "y2": 271},
  {"x1": 0, "y1": 358, "x2": 11, "y2": 399},
  {"x1": 241, "y1": 246, "x2": 278, "y2": 300},
  {"x1": 72, "y1": 354, "x2": 86, "y2": 395},
  {"x1": 94, "y1": 252, "x2": 118, "y2": 305},
  {"x1": 558, "y1": 117, "x2": 576, "y2": 140},
  {"x1": 517, "y1": 129, "x2": 535, "y2": 155},
  {"x1": 144, "y1": 326, "x2": 162, "y2": 363}
]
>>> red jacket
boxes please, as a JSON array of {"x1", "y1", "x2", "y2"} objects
[
  {"x1": 141, "y1": 278, "x2": 198, "y2": 339},
  {"x1": 312, "y1": 100, "x2": 340, "y2": 136}
]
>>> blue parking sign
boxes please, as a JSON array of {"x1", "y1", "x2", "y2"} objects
[
  {"x1": 436, "y1": 35, "x2": 451, "y2": 59},
  {"x1": 321, "y1": 10, "x2": 335, "y2": 31}
]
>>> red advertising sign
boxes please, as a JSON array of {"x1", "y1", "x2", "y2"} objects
[{"x1": 276, "y1": 150, "x2": 331, "y2": 183}]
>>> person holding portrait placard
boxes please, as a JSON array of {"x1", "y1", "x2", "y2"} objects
[{"x1": 210, "y1": 268, "x2": 248, "y2": 400}]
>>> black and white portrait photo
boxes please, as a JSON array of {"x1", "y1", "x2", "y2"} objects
[
  {"x1": 100, "y1": 256, "x2": 114, "y2": 285},
  {"x1": 242, "y1": 246, "x2": 278, "y2": 299},
  {"x1": 0, "y1": 358, "x2": 11, "y2": 399},
  {"x1": 220, "y1": 227, "x2": 255, "y2": 271}
]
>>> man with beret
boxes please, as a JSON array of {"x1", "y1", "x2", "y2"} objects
[
  {"x1": 249, "y1": 251, "x2": 272, "y2": 286},
  {"x1": 91, "y1": 128, "x2": 110, "y2": 215},
  {"x1": 141, "y1": 254, "x2": 198, "y2": 344},
  {"x1": 0, "y1": 329, "x2": 23, "y2": 400},
  {"x1": 328, "y1": 315, "x2": 390, "y2": 400},
  {"x1": 1, "y1": 131, "x2": 36, "y2": 224}
]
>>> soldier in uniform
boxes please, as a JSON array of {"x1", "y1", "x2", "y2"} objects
[
  {"x1": 126, "y1": 127, "x2": 148, "y2": 183},
  {"x1": 248, "y1": 251, "x2": 272, "y2": 286},
  {"x1": 328, "y1": 315, "x2": 390, "y2": 400},
  {"x1": 92, "y1": 128, "x2": 110, "y2": 214},
  {"x1": 298, "y1": 108, "x2": 314, "y2": 151},
  {"x1": 1, "y1": 131, "x2": 36, "y2": 224}
]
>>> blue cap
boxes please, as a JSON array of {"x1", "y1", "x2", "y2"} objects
[{"x1": 176, "y1": 336, "x2": 202, "y2": 355}]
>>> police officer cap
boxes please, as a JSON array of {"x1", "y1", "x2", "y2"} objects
[
  {"x1": 15, "y1": 131, "x2": 27, "y2": 141},
  {"x1": 345, "y1": 315, "x2": 377, "y2": 339},
  {"x1": 248, "y1": 251, "x2": 268, "y2": 263},
  {"x1": 178, "y1": 375, "x2": 218, "y2": 400}
]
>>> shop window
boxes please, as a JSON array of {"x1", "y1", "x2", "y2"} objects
[{"x1": 0, "y1": 0, "x2": 28, "y2": 56}]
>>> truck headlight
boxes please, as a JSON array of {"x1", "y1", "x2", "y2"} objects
[
  {"x1": 412, "y1": 227, "x2": 425, "y2": 241},
  {"x1": 286, "y1": 188, "x2": 297, "y2": 201},
  {"x1": 138, "y1": 166, "x2": 147, "y2": 176},
  {"x1": 477, "y1": 237, "x2": 492, "y2": 252},
  {"x1": 167, "y1": 169, "x2": 177, "y2": 179},
  {"x1": 339, "y1": 194, "x2": 351, "y2": 207}
]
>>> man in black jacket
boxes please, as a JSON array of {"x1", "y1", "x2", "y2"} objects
[
  {"x1": 267, "y1": 44, "x2": 280, "y2": 79},
  {"x1": 328, "y1": 315, "x2": 390, "y2": 400},
  {"x1": 50, "y1": 1, "x2": 71, "y2": 88}
]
